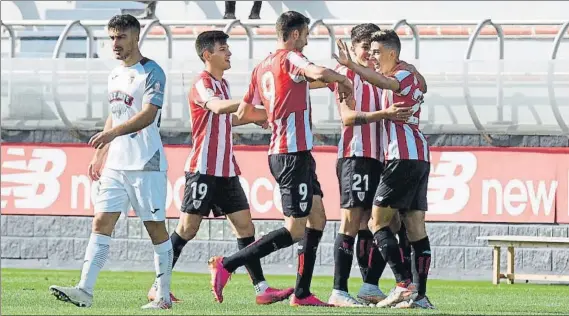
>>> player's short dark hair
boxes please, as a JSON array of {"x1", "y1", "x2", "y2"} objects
[
  {"x1": 370, "y1": 29, "x2": 401, "y2": 55},
  {"x1": 195, "y1": 30, "x2": 229, "y2": 62},
  {"x1": 107, "y1": 14, "x2": 141, "y2": 34},
  {"x1": 351, "y1": 23, "x2": 381, "y2": 44},
  {"x1": 276, "y1": 11, "x2": 310, "y2": 41}
]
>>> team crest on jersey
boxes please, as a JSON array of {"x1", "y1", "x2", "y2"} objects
[
  {"x1": 299, "y1": 202, "x2": 308, "y2": 212},
  {"x1": 357, "y1": 192, "x2": 365, "y2": 202},
  {"x1": 192, "y1": 200, "x2": 202, "y2": 209}
]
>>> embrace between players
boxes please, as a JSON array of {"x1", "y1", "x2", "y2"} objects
[{"x1": 49, "y1": 10, "x2": 434, "y2": 310}]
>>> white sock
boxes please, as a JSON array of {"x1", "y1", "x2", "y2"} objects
[
  {"x1": 254, "y1": 280, "x2": 269, "y2": 295},
  {"x1": 77, "y1": 233, "x2": 111, "y2": 295},
  {"x1": 153, "y1": 239, "x2": 173, "y2": 302}
]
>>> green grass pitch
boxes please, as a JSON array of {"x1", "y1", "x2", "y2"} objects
[{"x1": 1, "y1": 269, "x2": 568, "y2": 315}]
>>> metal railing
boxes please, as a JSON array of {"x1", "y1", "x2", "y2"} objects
[
  {"x1": 2, "y1": 19, "x2": 568, "y2": 59},
  {"x1": 463, "y1": 20, "x2": 505, "y2": 137},
  {"x1": 1, "y1": 19, "x2": 568, "y2": 135}
]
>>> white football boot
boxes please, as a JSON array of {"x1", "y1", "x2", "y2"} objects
[{"x1": 49, "y1": 285, "x2": 93, "y2": 307}]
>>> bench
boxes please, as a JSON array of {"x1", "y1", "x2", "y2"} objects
[{"x1": 476, "y1": 235, "x2": 569, "y2": 285}]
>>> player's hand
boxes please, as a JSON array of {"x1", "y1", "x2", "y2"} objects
[
  {"x1": 88, "y1": 156, "x2": 104, "y2": 181},
  {"x1": 88, "y1": 131, "x2": 117, "y2": 149},
  {"x1": 332, "y1": 39, "x2": 353, "y2": 68},
  {"x1": 385, "y1": 102, "x2": 413, "y2": 121}
]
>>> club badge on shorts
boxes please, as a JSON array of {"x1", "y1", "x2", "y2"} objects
[
  {"x1": 193, "y1": 200, "x2": 202, "y2": 209},
  {"x1": 357, "y1": 191, "x2": 365, "y2": 202}
]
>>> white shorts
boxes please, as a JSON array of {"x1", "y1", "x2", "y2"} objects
[{"x1": 94, "y1": 169, "x2": 167, "y2": 222}]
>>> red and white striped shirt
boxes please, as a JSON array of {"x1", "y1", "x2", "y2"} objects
[
  {"x1": 381, "y1": 69, "x2": 429, "y2": 161},
  {"x1": 242, "y1": 49, "x2": 313, "y2": 155},
  {"x1": 186, "y1": 71, "x2": 241, "y2": 177},
  {"x1": 331, "y1": 65, "x2": 383, "y2": 161}
]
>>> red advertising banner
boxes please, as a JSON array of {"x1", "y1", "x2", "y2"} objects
[{"x1": 1, "y1": 144, "x2": 568, "y2": 224}]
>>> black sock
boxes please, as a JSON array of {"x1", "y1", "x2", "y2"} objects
[
  {"x1": 170, "y1": 231, "x2": 189, "y2": 269},
  {"x1": 294, "y1": 228, "x2": 323, "y2": 299},
  {"x1": 374, "y1": 227, "x2": 411, "y2": 284},
  {"x1": 237, "y1": 236, "x2": 265, "y2": 285},
  {"x1": 333, "y1": 233, "x2": 355, "y2": 292},
  {"x1": 364, "y1": 238, "x2": 386, "y2": 285},
  {"x1": 397, "y1": 227, "x2": 413, "y2": 280},
  {"x1": 356, "y1": 230, "x2": 372, "y2": 281},
  {"x1": 223, "y1": 227, "x2": 293, "y2": 273},
  {"x1": 411, "y1": 237, "x2": 431, "y2": 296}
]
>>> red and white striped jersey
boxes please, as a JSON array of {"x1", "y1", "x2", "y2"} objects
[
  {"x1": 330, "y1": 65, "x2": 383, "y2": 161},
  {"x1": 186, "y1": 71, "x2": 241, "y2": 177},
  {"x1": 242, "y1": 49, "x2": 313, "y2": 155},
  {"x1": 381, "y1": 69, "x2": 430, "y2": 161}
]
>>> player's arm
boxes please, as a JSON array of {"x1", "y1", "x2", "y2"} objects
[
  {"x1": 309, "y1": 80, "x2": 329, "y2": 90},
  {"x1": 234, "y1": 68, "x2": 268, "y2": 126},
  {"x1": 193, "y1": 77, "x2": 241, "y2": 114},
  {"x1": 202, "y1": 99, "x2": 241, "y2": 114},
  {"x1": 303, "y1": 64, "x2": 351, "y2": 88},
  {"x1": 339, "y1": 99, "x2": 412, "y2": 126},
  {"x1": 108, "y1": 103, "x2": 160, "y2": 137},
  {"x1": 345, "y1": 60, "x2": 400, "y2": 91},
  {"x1": 94, "y1": 115, "x2": 112, "y2": 156},
  {"x1": 232, "y1": 102, "x2": 268, "y2": 126},
  {"x1": 88, "y1": 114, "x2": 112, "y2": 180},
  {"x1": 287, "y1": 51, "x2": 352, "y2": 100}
]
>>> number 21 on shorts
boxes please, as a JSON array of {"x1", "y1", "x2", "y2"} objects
[{"x1": 352, "y1": 174, "x2": 368, "y2": 202}]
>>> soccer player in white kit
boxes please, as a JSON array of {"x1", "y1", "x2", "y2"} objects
[{"x1": 49, "y1": 14, "x2": 173, "y2": 310}]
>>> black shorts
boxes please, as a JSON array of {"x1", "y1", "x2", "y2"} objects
[
  {"x1": 336, "y1": 157, "x2": 383, "y2": 209},
  {"x1": 373, "y1": 159, "x2": 430, "y2": 212},
  {"x1": 180, "y1": 172, "x2": 249, "y2": 217},
  {"x1": 268, "y1": 151, "x2": 323, "y2": 218}
]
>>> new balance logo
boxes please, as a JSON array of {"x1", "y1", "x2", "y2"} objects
[
  {"x1": 427, "y1": 152, "x2": 477, "y2": 215},
  {"x1": 1, "y1": 148, "x2": 67, "y2": 209}
]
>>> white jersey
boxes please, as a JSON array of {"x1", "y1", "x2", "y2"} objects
[{"x1": 105, "y1": 57, "x2": 168, "y2": 172}]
